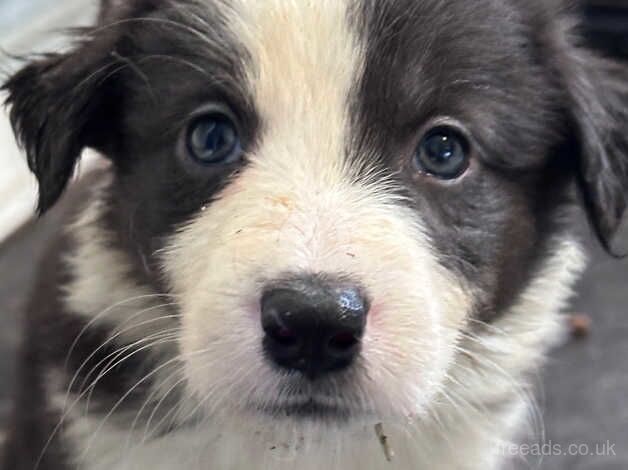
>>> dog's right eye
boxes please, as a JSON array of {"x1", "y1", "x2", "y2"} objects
[{"x1": 186, "y1": 113, "x2": 243, "y2": 165}]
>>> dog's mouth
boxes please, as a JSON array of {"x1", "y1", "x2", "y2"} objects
[{"x1": 249, "y1": 398, "x2": 353, "y2": 421}]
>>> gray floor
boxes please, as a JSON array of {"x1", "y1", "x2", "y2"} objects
[{"x1": 0, "y1": 200, "x2": 627, "y2": 468}]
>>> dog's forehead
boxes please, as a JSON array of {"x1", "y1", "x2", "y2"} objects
[
  {"x1": 202, "y1": 2, "x2": 525, "y2": 120},
  {"x1": 215, "y1": 0, "x2": 529, "y2": 102},
  {"x1": 227, "y1": 0, "x2": 361, "y2": 120},
  {"x1": 121, "y1": 0, "x2": 553, "y2": 170},
  {"x1": 128, "y1": 0, "x2": 539, "y2": 106},
  {"x1": 200, "y1": 0, "x2": 543, "y2": 163}
]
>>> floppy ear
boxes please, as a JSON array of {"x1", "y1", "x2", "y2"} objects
[
  {"x1": 552, "y1": 19, "x2": 628, "y2": 252},
  {"x1": 2, "y1": 29, "x2": 123, "y2": 214},
  {"x1": 2, "y1": 0, "x2": 166, "y2": 214}
]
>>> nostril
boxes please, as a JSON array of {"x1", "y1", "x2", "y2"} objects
[
  {"x1": 328, "y1": 331, "x2": 359, "y2": 353},
  {"x1": 269, "y1": 327, "x2": 299, "y2": 347}
]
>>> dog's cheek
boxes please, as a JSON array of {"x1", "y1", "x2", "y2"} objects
[{"x1": 161, "y1": 163, "x2": 473, "y2": 413}]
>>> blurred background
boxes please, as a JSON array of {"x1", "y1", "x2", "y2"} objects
[{"x1": 0, "y1": 1, "x2": 626, "y2": 469}]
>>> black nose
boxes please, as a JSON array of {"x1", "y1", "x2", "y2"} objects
[{"x1": 261, "y1": 277, "x2": 369, "y2": 380}]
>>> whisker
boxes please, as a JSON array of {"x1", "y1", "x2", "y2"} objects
[
  {"x1": 450, "y1": 341, "x2": 546, "y2": 443},
  {"x1": 33, "y1": 332, "x2": 182, "y2": 470},
  {"x1": 79, "y1": 347, "x2": 212, "y2": 462},
  {"x1": 64, "y1": 294, "x2": 177, "y2": 371},
  {"x1": 64, "y1": 305, "x2": 180, "y2": 409},
  {"x1": 82, "y1": 330, "x2": 183, "y2": 413}
]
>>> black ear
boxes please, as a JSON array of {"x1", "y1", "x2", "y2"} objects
[
  {"x1": 2, "y1": 31, "x2": 122, "y2": 213},
  {"x1": 2, "y1": 0, "x2": 166, "y2": 214},
  {"x1": 553, "y1": 18, "x2": 628, "y2": 252}
]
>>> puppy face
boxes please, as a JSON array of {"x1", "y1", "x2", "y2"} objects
[
  {"x1": 5, "y1": 0, "x2": 628, "y2": 427},
  {"x1": 166, "y1": 0, "x2": 475, "y2": 420}
]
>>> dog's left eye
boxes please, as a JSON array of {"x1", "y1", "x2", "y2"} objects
[
  {"x1": 414, "y1": 126, "x2": 470, "y2": 179},
  {"x1": 187, "y1": 113, "x2": 242, "y2": 165}
]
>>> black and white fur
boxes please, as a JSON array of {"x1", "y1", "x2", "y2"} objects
[{"x1": 2, "y1": 0, "x2": 628, "y2": 469}]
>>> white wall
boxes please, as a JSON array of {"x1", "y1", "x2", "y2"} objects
[{"x1": 0, "y1": 0, "x2": 98, "y2": 242}]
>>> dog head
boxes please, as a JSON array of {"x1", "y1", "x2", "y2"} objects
[{"x1": 4, "y1": 0, "x2": 628, "y2": 428}]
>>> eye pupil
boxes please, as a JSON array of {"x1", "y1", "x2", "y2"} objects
[
  {"x1": 188, "y1": 114, "x2": 242, "y2": 165},
  {"x1": 415, "y1": 126, "x2": 470, "y2": 179},
  {"x1": 426, "y1": 135, "x2": 455, "y2": 161}
]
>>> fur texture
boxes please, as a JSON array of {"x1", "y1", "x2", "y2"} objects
[{"x1": 2, "y1": 1, "x2": 628, "y2": 469}]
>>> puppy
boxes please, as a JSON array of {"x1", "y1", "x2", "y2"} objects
[{"x1": 2, "y1": 1, "x2": 627, "y2": 469}]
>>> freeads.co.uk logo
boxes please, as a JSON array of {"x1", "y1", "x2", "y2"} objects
[{"x1": 500, "y1": 440, "x2": 617, "y2": 458}]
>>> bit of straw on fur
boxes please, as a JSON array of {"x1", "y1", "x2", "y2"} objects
[{"x1": 375, "y1": 423, "x2": 394, "y2": 462}]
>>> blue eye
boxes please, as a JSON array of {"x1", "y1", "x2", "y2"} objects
[
  {"x1": 187, "y1": 114, "x2": 242, "y2": 165},
  {"x1": 415, "y1": 126, "x2": 470, "y2": 179}
]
